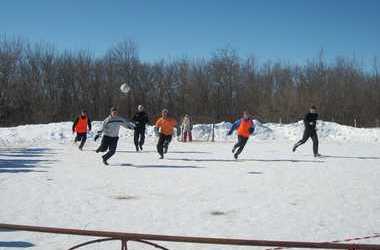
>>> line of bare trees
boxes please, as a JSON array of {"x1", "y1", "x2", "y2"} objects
[{"x1": 1, "y1": 36, "x2": 379, "y2": 127}]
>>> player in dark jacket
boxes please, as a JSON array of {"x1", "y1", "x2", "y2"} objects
[
  {"x1": 132, "y1": 105, "x2": 149, "y2": 151},
  {"x1": 292, "y1": 105, "x2": 321, "y2": 157}
]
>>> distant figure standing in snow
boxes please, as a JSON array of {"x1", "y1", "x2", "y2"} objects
[
  {"x1": 227, "y1": 111, "x2": 255, "y2": 159},
  {"x1": 155, "y1": 109, "x2": 177, "y2": 159},
  {"x1": 72, "y1": 110, "x2": 92, "y2": 151},
  {"x1": 132, "y1": 105, "x2": 149, "y2": 151},
  {"x1": 292, "y1": 105, "x2": 321, "y2": 157},
  {"x1": 95, "y1": 107, "x2": 135, "y2": 165},
  {"x1": 181, "y1": 114, "x2": 193, "y2": 142}
]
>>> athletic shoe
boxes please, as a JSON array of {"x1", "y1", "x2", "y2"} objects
[
  {"x1": 292, "y1": 145, "x2": 297, "y2": 152},
  {"x1": 159, "y1": 153, "x2": 164, "y2": 159},
  {"x1": 234, "y1": 153, "x2": 238, "y2": 159},
  {"x1": 139, "y1": 145, "x2": 143, "y2": 151},
  {"x1": 232, "y1": 147, "x2": 236, "y2": 153},
  {"x1": 135, "y1": 146, "x2": 139, "y2": 152},
  {"x1": 314, "y1": 153, "x2": 322, "y2": 158},
  {"x1": 102, "y1": 157, "x2": 109, "y2": 166}
]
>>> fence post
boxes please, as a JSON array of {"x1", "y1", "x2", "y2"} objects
[
  {"x1": 121, "y1": 239, "x2": 128, "y2": 250},
  {"x1": 211, "y1": 124, "x2": 215, "y2": 142}
]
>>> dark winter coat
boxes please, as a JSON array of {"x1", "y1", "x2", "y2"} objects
[
  {"x1": 132, "y1": 111, "x2": 149, "y2": 130},
  {"x1": 303, "y1": 112, "x2": 318, "y2": 130}
]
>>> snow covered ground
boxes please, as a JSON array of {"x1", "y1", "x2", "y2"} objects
[{"x1": 0, "y1": 121, "x2": 380, "y2": 249}]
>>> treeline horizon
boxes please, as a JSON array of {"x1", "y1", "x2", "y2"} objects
[{"x1": 1, "y1": 36, "x2": 379, "y2": 127}]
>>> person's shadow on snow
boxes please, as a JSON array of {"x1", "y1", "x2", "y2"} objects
[
  {"x1": 321, "y1": 155, "x2": 380, "y2": 160},
  {"x1": 0, "y1": 148, "x2": 54, "y2": 173},
  {"x1": 0, "y1": 241, "x2": 34, "y2": 248},
  {"x1": 117, "y1": 163, "x2": 203, "y2": 169},
  {"x1": 166, "y1": 158, "x2": 325, "y2": 163}
]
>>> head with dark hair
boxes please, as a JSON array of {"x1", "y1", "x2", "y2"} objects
[
  {"x1": 243, "y1": 111, "x2": 251, "y2": 119},
  {"x1": 310, "y1": 105, "x2": 317, "y2": 113},
  {"x1": 110, "y1": 107, "x2": 118, "y2": 117},
  {"x1": 161, "y1": 108, "x2": 168, "y2": 118}
]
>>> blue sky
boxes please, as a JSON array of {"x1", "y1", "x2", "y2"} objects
[{"x1": 1, "y1": 0, "x2": 379, "y2": 64}]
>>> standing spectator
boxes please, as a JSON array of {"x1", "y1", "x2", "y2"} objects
[{"x1": 181, "y1": 114, "x2": 193, "y2": 142}]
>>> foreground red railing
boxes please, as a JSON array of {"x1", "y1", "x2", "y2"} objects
[{"x1": 1, "y1": 223, "x2": 380, "y2": 250}]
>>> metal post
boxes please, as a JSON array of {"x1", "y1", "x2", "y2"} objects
[
  {"x1": 211, "y1": 123, "x2": 215, "y2": 142},
  {"x1": 121, "y1": 239, "x2": 128, "y2": 250}
]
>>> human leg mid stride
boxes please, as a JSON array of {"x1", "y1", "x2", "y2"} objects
[
  {"x1": 139, "y1": 128, "x2": 145, "y2": 150},
  {"x1": 101, "y1": 137, "x2": 119, "y2": 165},
  {"x1": 77, "y1": 133, "x2": 87, "y2": 150},
  {"x1": 157, "y1": 134, "x2": 172, "y2": 159},
  {"x1": 233, "y1": 136, "x2": 248, "y2": 159},
  {"x1": 292, "y1": 129, "x2": 310, "y2": 152},
  {"x1": 134, "y1": 129, "x2": 140, "y2": 151},
  {"x1": 311, "y1": 130, "x2": 320, "y2": 157}
]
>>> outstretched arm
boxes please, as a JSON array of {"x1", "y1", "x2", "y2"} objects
[
  {"x1": 72, "y1": 117, "x2": 79, "y2": 132},
  {"x1": 227, "y1": 119, "x2": 240, "y2": 135},
  {"x1": 120, "y1": 117, "x2": 135, "y2": 130},
  {"x1": 87, "y1": 118, "x2": 92, "y2": 131}
]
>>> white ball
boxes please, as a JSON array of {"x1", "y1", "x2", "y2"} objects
[{"x1": 120, "y1": 83, "x2": 130, "y2": 94}]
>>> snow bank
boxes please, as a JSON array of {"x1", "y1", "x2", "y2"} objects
[{"x1": 0, "y1": 120, "x2": 379, "y2": 145}]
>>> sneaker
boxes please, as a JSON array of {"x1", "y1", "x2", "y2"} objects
[
  {"x1": 314, "y1": 153, "x2": 322, "y2": 158},
  {"x1": 102, "y1": 157, "x2": 109, "y2": 166},
  {"x1": 232, "y1": 147, "x2": 236, "y2": 153},
  {"x1": 95, "y1": 148, "x2": 100, "y2": 153},
  {"x1": 159, "y1": 154, "x2": 164, "y2": 159},
  {"x1": 292, "y1": 145, "x2": 297, "y2": 152},
  {"x1": 234, "y1": 153, "x2": 238, "y2": 159},
  {"x1": 79, "y1": 145, "x2": 83, "y2": 151},
  {"x1": 139, "y1": 145, "x2": 143, "y2": 151},
  {"x1": 135, "y1": 146, "x2": 139, "y2": 152}
]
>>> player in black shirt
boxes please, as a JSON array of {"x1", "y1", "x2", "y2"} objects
[
  {"x1": 292, "y1": 106, "x2": 321, "y2": 157},
  {"x1": 132, "y1": 105, "x2": 149, "y2": 151}
]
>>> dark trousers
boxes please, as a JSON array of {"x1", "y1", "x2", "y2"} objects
[
  {"x1": 75, "y1": 133, "x2": 87, "y2": 149},
  {"x1": 96, "y1": 135, "x2": 119, "y2": 161},
  {"x1": 233, "y1": 136, "x2": 249, "y2": 156},
  {"x1": 182, "y1": 131, "x2": 192, "y2": 142},
  {"x1": 294, "y1": 129, "x2": 319, "y2": 155},
  {"x1": 157, "y1": 133, "x2": 172, "y2": 156},
  {"x1": 134, "y1": 127, "x2": 145, "y2": 149}
]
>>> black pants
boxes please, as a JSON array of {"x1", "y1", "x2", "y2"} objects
[
  {"x1": 233, "y1": 136, "x2": 249, "y2": 156},
  {"x1": 96, "y1": 135, "x2": 119, "y2": 161},
  {"x1": 75, "y1": 133, "x2": 87, "y2": 149},
  {"x1": 157, "y1": 133, "x2": 172, "y2": 157},
  {"x1": 134, "y1": 127, "x2": 145, "y2": 149},
  {"x1": 294, "y1": 129, "x2": 319, "y2": 155}
]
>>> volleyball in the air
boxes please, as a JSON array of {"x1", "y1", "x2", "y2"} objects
[{"x1": 120, "y1": 83, "x2": 131, "y2": 94}]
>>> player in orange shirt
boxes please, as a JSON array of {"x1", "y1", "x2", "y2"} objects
[
  {"x1": 155, "y1": 109, "x2": 177, "y2": 159},
  {"x1": 72, "y1": 110, "x2": 92, "y2": 150},
  {"x1": 227, "y1": 111, "x2": 255, "y2": 159}
]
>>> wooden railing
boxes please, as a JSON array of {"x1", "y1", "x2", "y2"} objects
[{"x1": 1, "y1": 223, "x2": 380, "y2": 250}]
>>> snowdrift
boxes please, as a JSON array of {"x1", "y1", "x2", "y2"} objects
[{"x1": 0, "y1": 120, "x2": 379, "y2": 145}]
